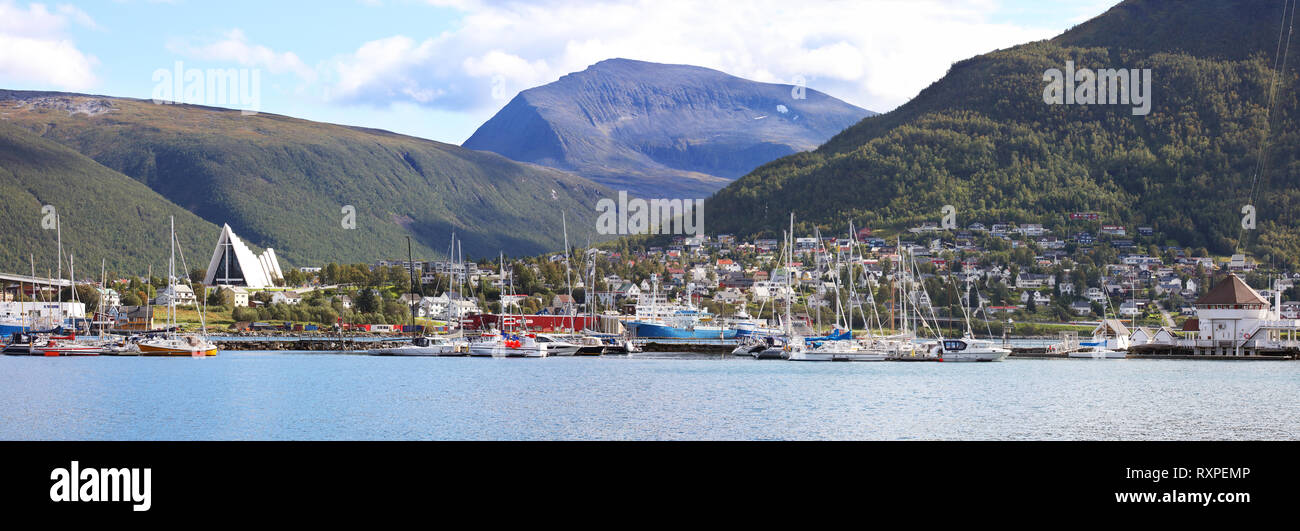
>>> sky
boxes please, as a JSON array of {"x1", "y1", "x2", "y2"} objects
[{"x1": 0, "y1": 0, "x2": 1117, "y2": 144}]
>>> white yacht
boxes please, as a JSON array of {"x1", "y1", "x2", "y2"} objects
[
  {"x1": 933, "y1": 337, "x2": 1010, "y2": 362},
  {"x1": 468, "y1": 332, "x2": 546, "y2": 357},
  {"x1": 534, "y1": 334, "x2": 580, "y2": 356},
  {"x1": 369, "y1": 336, "x2": 467, "y2": 356}
]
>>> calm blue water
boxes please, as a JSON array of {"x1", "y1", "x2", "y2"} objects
[{"x1": 0, "y1": 352, "x2": 1296, "y2": 440}]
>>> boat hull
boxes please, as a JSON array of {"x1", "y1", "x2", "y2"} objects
[
  {"x1": 752, "y1": 347, "x2": 789, "y2": 360},
  {"x1": 629, "y1": 322, "x2": 737, "y2": 339},
  {"x1": 791, "y1": 351, "x2": 889, "y2": 361},
  {"x1": 138, "y1": 344, "x2": 218, "y2": 356},
  {"x1": 940, "y1": 350, "x2": 1010, "y2": 362},
  {"x1": 468, "y1": 344, "x2": 547, "y2": 357},
  {"x1": 369, "y1": 346, "x2": 458, "y2": 356},
  {"x1": 1068, "y1": 350, "x2": 1127, "y2": 359}
]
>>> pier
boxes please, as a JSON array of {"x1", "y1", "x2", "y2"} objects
[
  {"x1": 635, "y1": 338, "x2": 738, "y2": 353},
  {"x1": 212, "y1": 336, "x2": 409, "y2": 352}
]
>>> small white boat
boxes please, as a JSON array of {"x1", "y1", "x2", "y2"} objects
[
  {"x1": 534, "y1": 334, "x2": 580, "y2": 356},
  {"x1": 573, "y1": 336, "x2": 607, "y2": 356},
  {"x1": 1068, "y1": 349, "x2": 1127, "y2": 359},
  {"x1": 934, "y1": 337, "x2": 1010, "y2": 362}
]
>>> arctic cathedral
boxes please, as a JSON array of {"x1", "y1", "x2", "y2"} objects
[{"x1": 203, "y1": 224, "x2": 284, "y2": 289}]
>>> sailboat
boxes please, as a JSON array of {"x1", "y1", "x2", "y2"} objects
[
  {"x1": 791, "y1": 225, "x2": 888, "y2": 361},
  {"x1": 370, "y1": 237, "x2": 467, "y2": 356},
  {"x1": 1070, "y1": 299, "x2": 1128, "y2": 359},
  {"x1": 468, "y1": 253, "x2": 546, "y2": 357},
  {"x1": 138, "y1": 217, "x2": 218, "y2": 357},
  {"x1": 927, "y1": 261, "x2": 1009, "y2": 363},
  {"x1": 756, "y1": 214, "x2": 802, "y2": 360}
]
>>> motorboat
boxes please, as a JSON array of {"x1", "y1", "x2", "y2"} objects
[
  {"x1": 933, "y1": 337, "x2": 1010, "y2": 362},
  {"x1": 370, "y1": 336, "x2": 466, "y2": 356},
  {"x1": 573, "y1": 335, "x2": 607, "y2": 356},
  {"x1": 2, "y1": 332, "x2": 39, "y2": 355},
  {"x1": 468, "y1": 332, "x2": 546, "y2": 357},
  {"x1": 534, "y1": 334, "x2": 580, "y2": 356}
]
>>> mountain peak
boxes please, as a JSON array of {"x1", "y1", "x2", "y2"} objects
[{"x1": 465, "y1": 59, "x2": 873, "y2": 198}]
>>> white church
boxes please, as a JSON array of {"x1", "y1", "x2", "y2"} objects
[{"x1": 203, "y1": 224, "x2": 284, "y2": 289}]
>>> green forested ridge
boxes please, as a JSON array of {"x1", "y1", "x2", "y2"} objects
[
  {"x1": 707, "y1": 0, "x2": 1300, "y2": 265},
  {"x1": 0, "y1": 121, "x2": 221, "y2": 275},
  {"x1": 0, "y1": 91, "x2": 613, "y2": 273}
]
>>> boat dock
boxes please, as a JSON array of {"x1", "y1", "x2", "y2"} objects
[
  {"x1": 634, "y1": 338, "x2": 738, "y2": 353},
  {"x1": 213, "y1": 336, "x2": 410, "y2": 352}
]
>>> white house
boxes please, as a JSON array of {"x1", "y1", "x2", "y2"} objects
[
  {"x1": 1129, "y1": 327, "x2": 1155, "y2": 346},
  {"x1": 1118, "y1": 300, "x2": 1140, "y2": 317},
  {"x1": 155, "y1": 285, "x2": 196, "y2": 307},
  {"x1": 229, "y1": 287, "x2": 250, "y2": 308},
  {"x1": 271, "y1": 291, "x2": 303, "y2": 305},
  {"x1": 96, "y1": 288, "x2": 121, "y2": 309}
]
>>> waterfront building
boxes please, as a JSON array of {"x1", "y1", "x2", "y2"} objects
[{"x1": 1179, "y1": 274, "x2": 1300, "y2": 356}]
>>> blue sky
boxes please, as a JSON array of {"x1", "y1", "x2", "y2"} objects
[{"x1": 0, "y1": 0, "x2": 1116, "y2": 144}]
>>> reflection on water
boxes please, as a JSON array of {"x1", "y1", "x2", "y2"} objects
[{"x1": 0, "y1": 352, "x2": 1295, "y2": 440}]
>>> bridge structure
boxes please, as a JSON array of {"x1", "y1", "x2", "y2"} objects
[{"x1": 0, "y1": 272, "x2": 73, "y2": 300}]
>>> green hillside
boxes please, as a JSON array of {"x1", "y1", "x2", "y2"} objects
[
  {"x1": 0, "y1": 121, "x2": 221, "y2": 275},
  {"x1": 0, "y1": 91, "x2": 613, "y2": 270},
  {"x1": 707, "y1": 0, "x2": 1300, "y2": 265}
]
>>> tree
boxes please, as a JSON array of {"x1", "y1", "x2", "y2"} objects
[
  {"x1": 206, "y1": 287, "x2": 229, "y2": 307},
  {"x1": 356, "y1": 289, "x2": 380, "y2": 314},
  {"x1": 232, "y1": 307, "x2": 258, "y2": 322},
  {"x1": 284, "y1": 268, "x2": 306, "y2": 287}
]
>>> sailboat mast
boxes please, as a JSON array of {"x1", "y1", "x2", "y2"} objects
[
  {"x1": 407, "y1": 236, "x2": 417, "y2": 339},
  {"x1": 169, "y1": 216, "x2": 176, "y2": 335},
  {"x1": 70, "y1": 253, "x2": 76, "y2": 333},
  {"x1": 101, "y1": 258, "x2": 107, "y2": 337},
  {"x1": 562, "y1": 212, "x2": 573, "y2": 333},
  {"x1": 56, "y1": 215, "x2": 62, "y2": 307}
]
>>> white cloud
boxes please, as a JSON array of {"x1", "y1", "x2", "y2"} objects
[
  {"x1": 326, "y1": 0, "x2": 1076, "y2": 114},
  {"x1": 170, "y1": 29, "x2": 317, "y2": 83},
  {"x1": 0, "y1": 1, "x2": 98, "y2": 90}
]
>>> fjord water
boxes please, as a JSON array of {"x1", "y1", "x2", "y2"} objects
[{"x1": 0, "y1": 353, "x2": 1295, "y2": 440}]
